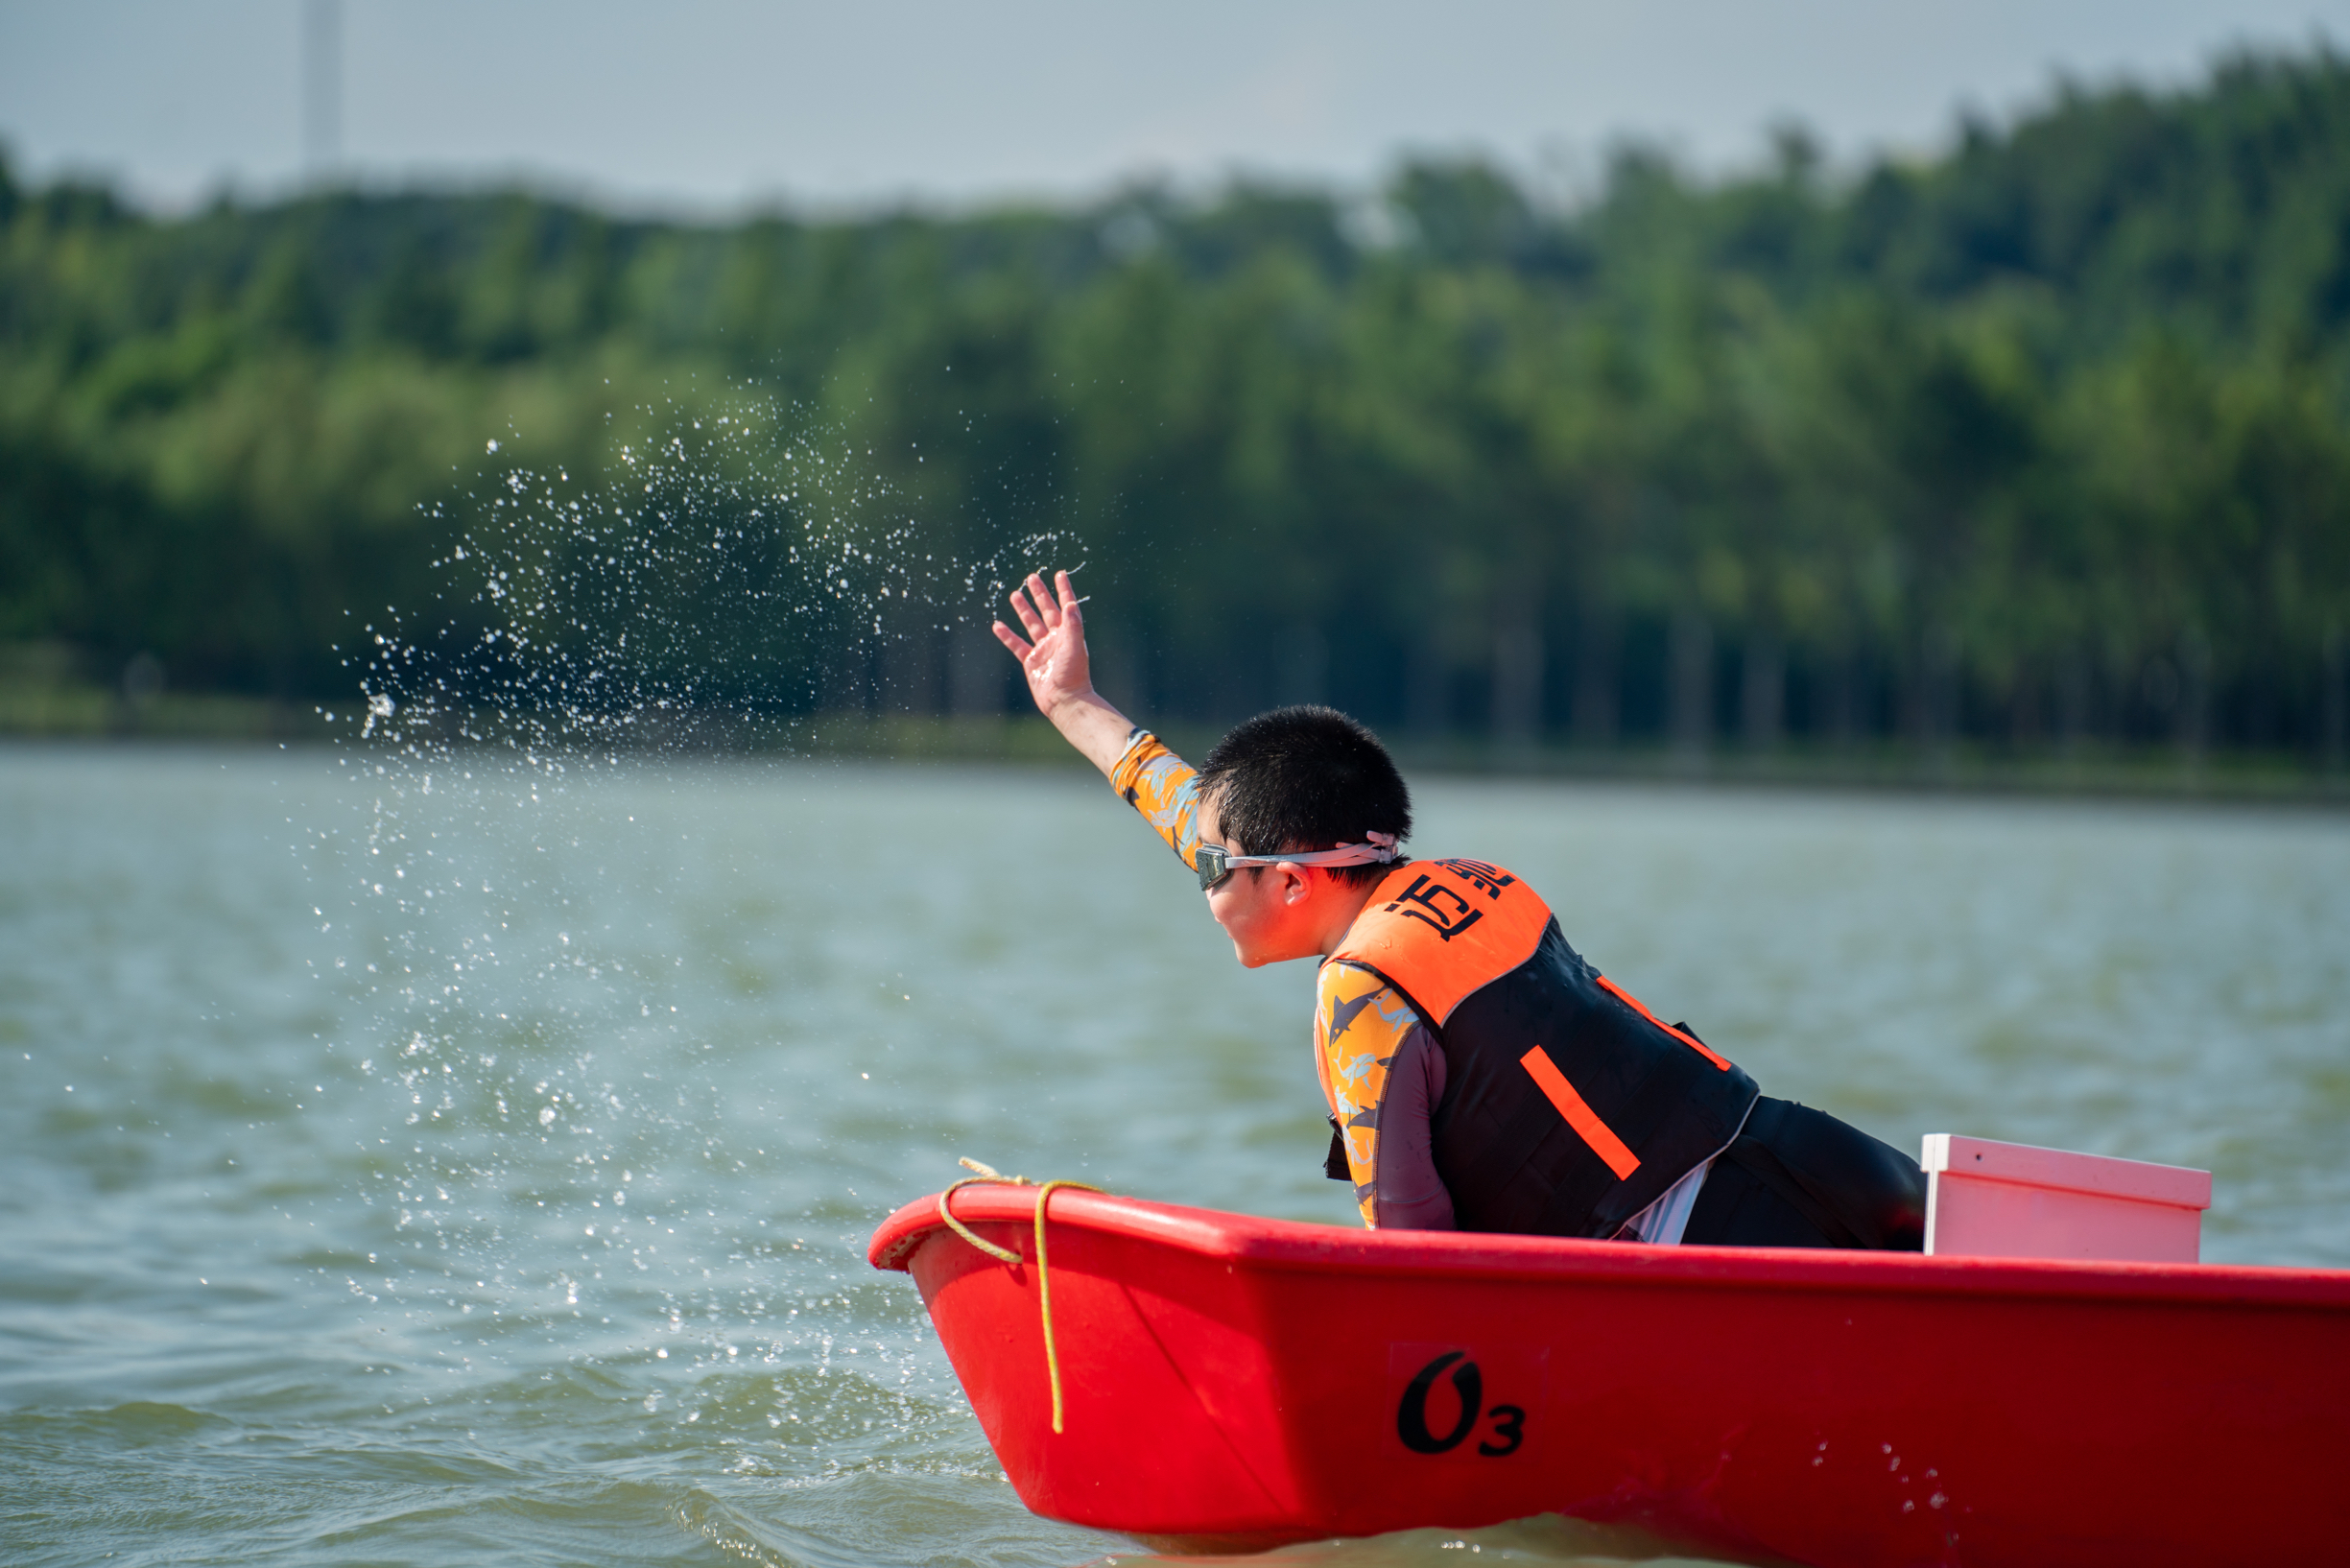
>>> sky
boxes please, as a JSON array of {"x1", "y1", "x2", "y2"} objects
[{"x1": 3, "y1": 0, "x2": 2347, "y2": 215}]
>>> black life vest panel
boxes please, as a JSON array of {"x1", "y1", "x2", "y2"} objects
[{"x1": 1327, "y1": 858, "x2": 1761, "y2": 1239}]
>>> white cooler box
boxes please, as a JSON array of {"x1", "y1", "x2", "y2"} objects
[{"x1": 1921, "y1": 1133, "x2": 2212, "y2": 1263}]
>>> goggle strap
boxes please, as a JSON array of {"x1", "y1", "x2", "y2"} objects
[{"x1": 1215, "y1": 843, "x2": 1397, "y2": 870}]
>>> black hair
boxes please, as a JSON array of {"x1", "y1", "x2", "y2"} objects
[{"x1": 1195, "y1": 705, "x2": 1412, "y2": 887}]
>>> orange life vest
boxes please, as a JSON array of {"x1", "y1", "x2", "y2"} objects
[{"x1": 1328, "y1": 858, "x2": 1759, "y2": 1239}]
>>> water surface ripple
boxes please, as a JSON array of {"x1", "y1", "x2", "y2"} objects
[{"x1": 4, "y1": 744, "x2": 2345, "y2": 1566}]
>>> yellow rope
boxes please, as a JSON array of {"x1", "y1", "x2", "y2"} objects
[
  {"x1": 1028, "y1": 1178, "x2": 1097, "y2": 1434},
  {"x1": 935, "y1": 1158, "x2": 1104, "y2": 1434},
  {"x1": 936, "y1": 1170, "x2": 1022, "y2": 1262}
]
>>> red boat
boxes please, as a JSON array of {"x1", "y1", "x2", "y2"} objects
[{"x1": 867, "y1": 1184, "x2": 2350, "y2": 1565}]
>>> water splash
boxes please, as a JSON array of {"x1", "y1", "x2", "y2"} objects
[
  {"x1": 358, "y1": 387, "x2": 1065, "y2": 755},
  {"x1": 291, "y1": 387, "x2": 1068, "y2": 1495}
]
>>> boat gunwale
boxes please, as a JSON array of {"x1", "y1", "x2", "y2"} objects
[{"x1": 870, "y1": 1187, "x2": 2350, "y2": 1310}]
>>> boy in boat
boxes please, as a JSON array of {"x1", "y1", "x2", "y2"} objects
[{"x1": 996, "y1": 570, "x2": 1925, "y2": 1248}]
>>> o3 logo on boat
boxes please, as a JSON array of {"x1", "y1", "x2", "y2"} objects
[{"x1": 1387, "y1": 1343, "x2": 1546, "y2": 1460}]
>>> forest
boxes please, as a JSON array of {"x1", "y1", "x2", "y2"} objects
[{"x1": 4, "y1": 47, "x2": 2350, "y2": 768}]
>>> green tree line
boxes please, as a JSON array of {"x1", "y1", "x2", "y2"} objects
[{"x1": 5, "y1": 47, "x2": 2350, "y2": 761}]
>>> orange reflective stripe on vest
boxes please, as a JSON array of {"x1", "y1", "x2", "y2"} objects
[
  {"x1": 1518, "y1": 1045, "x2": 1642, "y2": 1180},
  {"x1": 1593, "y1": 973, "x2": 1733, "y2": 1071},
  {"x1": 1329, "y1": 860, "x2": 1553, "y2": 1026}
]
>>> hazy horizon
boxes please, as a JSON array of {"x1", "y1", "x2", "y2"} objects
[{"x1": 5, "y1": 0, "x2": 2347, "y2": 219}]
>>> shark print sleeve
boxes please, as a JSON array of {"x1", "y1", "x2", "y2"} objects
[
  {"x1": 1314, "y1": 959, "x2": 1456, "y2": 1231},
  {"x1": 1107, "y1": 729, "x2": 1203, "y2": 872}
]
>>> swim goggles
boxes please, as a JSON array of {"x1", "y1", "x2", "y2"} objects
[{"x1": 1193, "y1": 832, "x2": 1399, "y2": 893}]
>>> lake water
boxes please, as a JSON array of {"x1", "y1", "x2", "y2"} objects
[{"x1": 4, "y1": 741, "x2": 2346, "y2": 1567}]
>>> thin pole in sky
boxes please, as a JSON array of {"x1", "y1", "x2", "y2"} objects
[{"x1": 302, "y1": 0, "x2": 342, "y2": 178}]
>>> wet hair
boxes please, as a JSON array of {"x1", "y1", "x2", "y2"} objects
[{"x1": 1196, "y1": 705, "x2": 1412, "y2": 887}]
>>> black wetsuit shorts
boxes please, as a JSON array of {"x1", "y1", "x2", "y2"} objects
[{"x1": 1682, "y1": 1096, "x2": 1927, "y2": 1251}]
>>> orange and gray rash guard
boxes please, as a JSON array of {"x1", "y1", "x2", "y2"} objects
[{"x1": 1110, "y1": 729, "x2": 1456, "y2": 1230}]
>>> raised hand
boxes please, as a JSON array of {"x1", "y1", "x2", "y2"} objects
[
  {"x1": 994, "y1": 569, "x2": 1093, "y2": 718},
  {"x1": 991, "y1": 568, "x2": 1136, "y2": 776}
]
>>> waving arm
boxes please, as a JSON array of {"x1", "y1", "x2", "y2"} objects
[{"x1": 992, "y1": 569, "x2": 1138, "y2": 780}]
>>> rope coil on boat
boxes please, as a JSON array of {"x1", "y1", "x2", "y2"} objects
[{"x1": 937, "y1": 1157, "x2": 1104, "y2": 1435}]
